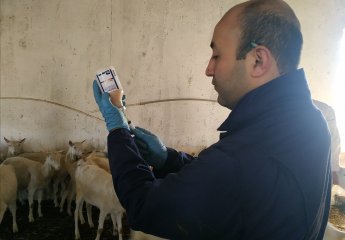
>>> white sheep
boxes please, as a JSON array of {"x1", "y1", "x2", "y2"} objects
[
  {"x1": 76, "y1": 152, "x2": 111, "y2": 227},
  {"x1": 129, "y1": 230, "x2": 167, "y2": 240},
  {"x1": 0, "y1": 164, "x2": 18, "y2": 232},
  {"x1": 64, "y1": 151, "x2": 111, "y2": 228},
  {"x1": 74, "y1": 159, "x2": 125, "y2": 240},
  {"x1": 85, "y1": 151, "x2": 110, "y2": 173},
  {"x1": 333, "y1": 154, "x2": 345, "y2": 204},
  {"x1": 2, "y1": 154, "x2": 60, "y2": 222},
  {"x1": 50, "y1": 154, "x2": 68, "y2": 207},
  {"x1": 4, "y1": 137, "x2": 26, "y2": 158},
  {"x1": 60, "y1": 157, "x2": 93, "y2": 228},
  {"x1": 18, "y1": 152, "x2": 51, "y2": 163},
  {"x1": 85, "y1": 151, "x2": 107, "y2": 158},
  {"x1": 59, "y1": 140, "x2": 86, "y2": 215},
  {"x1": 60, "y1": 158, "x2": 83, "y2": 217},
  {"x1": 18, "y1": 151, "x2": 64, "y2": 203},
  {"x1": 56, "y1": 140, "x2": 94, "y2": 227}
]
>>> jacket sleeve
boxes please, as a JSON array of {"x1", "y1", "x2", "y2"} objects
[{"x1": 107, "y1": 128, "x2": 241, "y2": 240}]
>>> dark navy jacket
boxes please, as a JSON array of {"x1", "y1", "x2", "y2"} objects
[{"x1": 108, "y1": 69, "x2": 331, "y2": 240}]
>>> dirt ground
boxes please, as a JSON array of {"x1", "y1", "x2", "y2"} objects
[
  {"x1": 0, "y1": 200, "x2": 131, "y2": 240},
  {"x1": 329, "y1": 198, "x2": 345, "y2": 231}
]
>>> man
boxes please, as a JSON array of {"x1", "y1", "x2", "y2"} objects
[
  {"x1": 93, "y1": 0, "x2": 331, "y2": 239},
  {"x1": 313, "y1": 100, "x2": 341, "y2": 185}
]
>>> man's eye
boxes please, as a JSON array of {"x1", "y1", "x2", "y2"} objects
[{"x1": 212, "y1": 55, "x2": 219, "y2": 60}]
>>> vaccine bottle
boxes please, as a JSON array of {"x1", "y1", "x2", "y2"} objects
[{"x1": 95, "y1": 66, "x2": 125, "y2": 110}]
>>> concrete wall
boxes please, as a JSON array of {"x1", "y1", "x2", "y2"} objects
[{"x1": 1, "y1": 0, "x2": 344, "y2": 154}]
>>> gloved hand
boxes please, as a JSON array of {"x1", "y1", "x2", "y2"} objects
[
  {"x1": 131, "y1": 127, "x2": 168, "y2": 170},
  {"x1": 93, "y1": 80, "x2": 129, "y2": 131}
]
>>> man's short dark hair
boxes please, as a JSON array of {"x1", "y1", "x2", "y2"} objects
[{"x1": 236, "y1": 0, "x2": 303, "y2": 75}]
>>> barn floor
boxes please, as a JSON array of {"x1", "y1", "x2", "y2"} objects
[{"x1": 0, "y1": 200, "x2": 131, "y2": 240}]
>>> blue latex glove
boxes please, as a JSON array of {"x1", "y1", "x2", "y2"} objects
[
  {"x1": 93, "y1": 80, "x2": 129, "y2": 131},
  {"x1": 131, "y1": 127, "x2": 168, "y2": 170}
]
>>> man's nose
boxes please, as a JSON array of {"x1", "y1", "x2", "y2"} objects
[{"x1": 205, "y1": 61, "x2": 214, "y2": 77}]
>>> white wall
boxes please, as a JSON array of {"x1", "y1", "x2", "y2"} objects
[{"x1": 1, "y1": 0, "x2": 344, "y2": 154}]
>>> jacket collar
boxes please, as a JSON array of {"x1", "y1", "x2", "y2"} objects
[{"x1": 218, "y1": 69, "x2": 311, "y2": 132}]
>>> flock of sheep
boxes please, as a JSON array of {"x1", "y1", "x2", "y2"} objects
[
  {"x1": 3, "y1": 136, "x2": 345, "y2": 240},
  {"x1": 0, "y1": 137, "x2": 165, "y2": 240}
]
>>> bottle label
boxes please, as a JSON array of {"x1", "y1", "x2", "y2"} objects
[{"x1": 96, "y1": 66, "x2": 123, "y2": 93}]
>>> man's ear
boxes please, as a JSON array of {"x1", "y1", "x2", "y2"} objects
[{"x1": 248, "y1": 45, "x2": 273, "y2": 78}]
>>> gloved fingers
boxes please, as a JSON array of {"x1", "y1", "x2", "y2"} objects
[
  {"x1": 93, "y1": 80, "x2": 103, "y2": 107},
  {"x1": 101, "y1": 92, "x2": 114, "y2": 109}
]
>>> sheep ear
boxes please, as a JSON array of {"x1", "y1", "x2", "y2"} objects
[
  {"x1": 4, "y1": 137, "x2": 9, "y2": 143},
  {"x1": 20, "y1": 138, "x2": 26, "y2": 143},
  {"x1": 69, "y1": 140, "x2": 73, "y2": 146}
]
